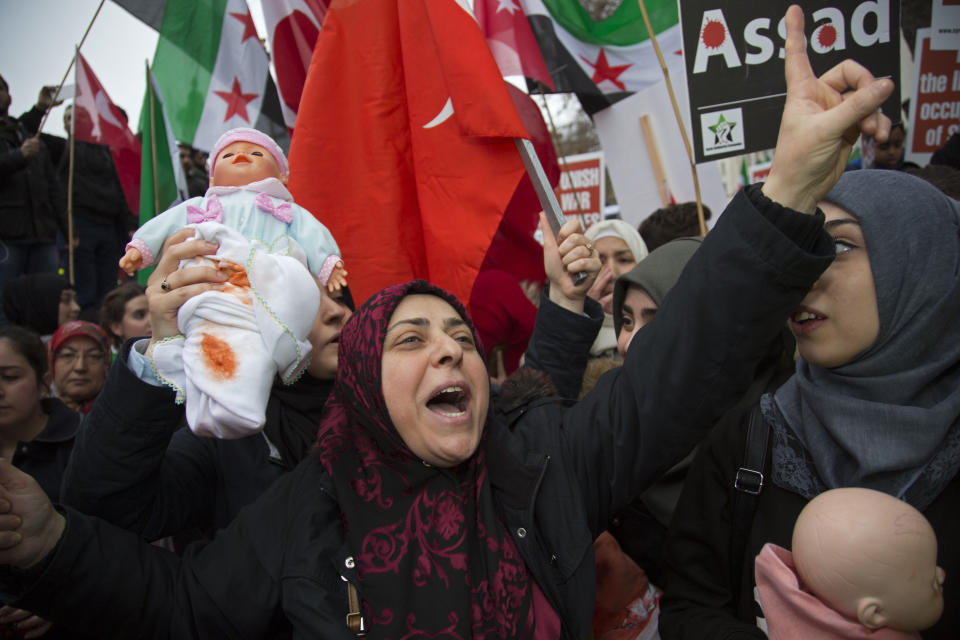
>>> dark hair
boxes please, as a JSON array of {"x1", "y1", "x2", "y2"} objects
[
  {"x1": 639, "y1": 202, "x2": 712, "y2": 252},
  {"x1": 905, "y1": 165, "x2": 960, "y2": 201},
  {"x1": 0, "y1": 324, "x2": 48, "y2": 384},
  {"x1": 0, "y1": 74, "x2": 8, "y2": 92},
  {"x1": 99, "y1": 281, "x2": 146, "y2": 347}
]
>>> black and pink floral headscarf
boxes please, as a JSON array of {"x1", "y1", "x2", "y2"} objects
[{"x1": 316, "y1": 280, "x2": 534, "y2": 639}]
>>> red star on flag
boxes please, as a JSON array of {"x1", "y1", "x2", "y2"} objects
[
  {"x1": 579, "y1": 49, "x2": 632, "y2": 91},
  {"x1": 213, "y1": 77, "x2": 259, "y2": 123},
  {"x1": 230, "y1": 10, "x2": 259, "y2": 43}
]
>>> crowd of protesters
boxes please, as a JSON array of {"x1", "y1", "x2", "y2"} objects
[{"x1": 0, "y1": 6, "x2": 959, "y2": 640}]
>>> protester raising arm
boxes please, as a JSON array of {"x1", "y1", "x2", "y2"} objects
[
  {"x1": 0, "y1": 5, "x2": 893, "y2": 637},
  {"x1": 521, "y1": 213, "x2": 604, "y2": 398}
]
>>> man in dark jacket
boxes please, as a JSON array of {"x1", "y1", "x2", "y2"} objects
[
  {"x1": 0, "y1": 75, "x2": 67, "y2": 320},
  {"x1": 41, "y1": 104, "x2": 135, "y2": 312}
]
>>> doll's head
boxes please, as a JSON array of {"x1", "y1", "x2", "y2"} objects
[
  {"x1": 208, "y1": 128, "x2": 288, "y2": 188},
  {"x1": 792, "y1": 487, "x2": 945, "y2": 632}
]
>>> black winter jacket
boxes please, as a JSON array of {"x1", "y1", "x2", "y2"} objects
[
  {"x1": 12, "y1": 398, "x2": 80, "y2": 505},
  {"x1": 0, "y1": 107, "x2": 67, "y2": 244},
  {"x1": 4, "y1": 189, "x2": 833, "y2": 639},
  {"x1": 37, "y1": 130, "x2": 133, "y2": 232},
  {"x1": 60, "y1": 289, "x2": 603, "y2": 543},
  {"x1": 61, "y1": 348, "x2": 304, "y2": 540}
]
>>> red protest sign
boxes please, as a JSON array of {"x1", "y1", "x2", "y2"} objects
[
  {"x1": 555, "y1": 152, "x2": 605, "y2": 230},
  {"x1": 905, "y1": 29, "x2": 960, "y2": 164}
]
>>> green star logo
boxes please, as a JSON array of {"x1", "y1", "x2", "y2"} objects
[{"x1": 708, "y1": 114, "x2": 736, "y2": 144}]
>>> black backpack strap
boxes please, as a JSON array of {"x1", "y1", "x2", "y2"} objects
[{"x1": 729, "y1": 404, "x2": 769, "y2": 600}]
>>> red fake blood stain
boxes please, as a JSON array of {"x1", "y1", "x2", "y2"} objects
[
  {"x1": 701, "y1": 19, "x2": 726, "y2": 49},
  {"x1": 220, "y1": 261, "x2": 252, "y2": 305},
  {"x1": 201, "y1": 333, "x2": 237, "y2": 380},
  {"x1": 222, "y1": 262, "x2": 250, "y2": 287},
  {"x1": 817, "y1": 24, "x2": 837, "y2": 48}
]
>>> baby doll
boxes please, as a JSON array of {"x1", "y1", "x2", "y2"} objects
[
  {"x1": 122, "y1": 128, "x2": 342, "y2": 438},
  {"x1": 120, "y1": 127, "x2": 347, "y2": 291},
  {"x1": 755, "y1": 487, "x2": 945, "y2": 640}
]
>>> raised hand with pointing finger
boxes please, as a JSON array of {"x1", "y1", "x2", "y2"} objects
[{"x1": 762, "y1": 5, "x2": 894, "y2": 214}]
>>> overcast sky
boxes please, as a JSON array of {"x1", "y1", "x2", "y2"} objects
[{"x1": 0, "y1": 0, "x2": 267, "y2": 138}]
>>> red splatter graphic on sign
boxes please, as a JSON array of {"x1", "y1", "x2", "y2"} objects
[
  {"x1": 817, "y1": 25, "x2": 837, "y2": 48},
  {"x1": 702, "y1": 20, "x2": 726, "y2": 49},
  {"x1": 201, "y1": 333, "x2": 237, "y2": 380}
]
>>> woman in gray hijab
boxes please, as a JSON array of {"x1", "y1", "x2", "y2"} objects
[{"x1": 661, "y1": 170, "x2": 960, "y2": 640}]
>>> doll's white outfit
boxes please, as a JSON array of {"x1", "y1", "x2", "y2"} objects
[
  {"x1": 133, "y1": 178, "x2": 331, "y2": 439},
  {"x1": 126, "y1": 177, "x2": 342, "y2": 285}
]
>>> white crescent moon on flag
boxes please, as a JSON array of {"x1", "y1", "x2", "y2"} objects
[
  {"x1": 95, "y1": 91, "x2": 124, "y2": 129},
  {"x1": 453, "y1": 0, "x2": 477, "y2": 22},
  {"x1": 423, "y1": 97, "x2": 454, "y2": 129}
]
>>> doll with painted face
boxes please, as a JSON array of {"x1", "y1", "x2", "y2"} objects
[
  {"x1": 756, "y1": 488, "x2": 945, "y2": 640},
  {"x1": 120, "y1": 127, "x2": 347, "y2": 291},
  {"x1": 118, "y1": 128, "x2": 344, "y2": 438}
]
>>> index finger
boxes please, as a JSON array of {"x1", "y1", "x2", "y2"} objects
[
  {"x1": 159, "y1": 227, "x2": 197, "y2": 255},
  {"x1": 783, "y1": 5, "x2": 815, "y2": 91},
  {"x1": 556, "y1": 217, "x2": 583, "y2": 245},
  {"x1": 148, "y1": 235, "x2": 218, "y2": 286}
]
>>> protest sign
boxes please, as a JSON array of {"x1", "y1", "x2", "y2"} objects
[
  {"x1": 555, "y1": 152, "x2": 605, "y2": 229},
  {"x1": 679, "y1": 0, "x2": 901, "y2": 162},
  {"x1": 904, "y1": 28, "x2": 960, "y2": 165},
  {"x1": 931, "y1": 0, "x2": 960, "y2": 52},
  {"x1": 593, "y1": 65, "x2": 727, "y2": 229},
  {"x1": 748, "y1": 159, "x2": 773, "y2": 183}
]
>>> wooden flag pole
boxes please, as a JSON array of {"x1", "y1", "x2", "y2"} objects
[
  {"x1": 636, "y1": 0, "x2": 706, "y2": 236},
  {"x1": 66, "y1": 47, "x2": 79, "y2": 287},
  {"x1": 35, "y1": 0, "x2": 106, "y2": 135},
  {"x1": 639, "y1": 115, "x2": 670, "y2": 206},
  {"x1": 147, "y1": 62, "x2": 160, "y2": 217}
]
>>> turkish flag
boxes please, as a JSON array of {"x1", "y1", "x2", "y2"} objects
[
  {"x1": 475, "y1": 0, "x2": 553, "y2": 88},
  {"x1": 288, "y1": 0, "x2": 529, "y2": 305},
  {"x1": 260, "y1": 0, "x2": 328, "y2": 130},
  {"x1": 73, "y1": 52, "x2": 141, "y2": 213}
]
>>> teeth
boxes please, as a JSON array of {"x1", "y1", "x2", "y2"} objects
[
  {"x1": 430, "y1": 386, "x2": 467, "y2": 417},
  {"x1": 794, "y1": 311, "x2": 820, "y2": 322}
]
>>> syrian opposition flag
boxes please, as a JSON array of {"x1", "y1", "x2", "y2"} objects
[
  {"x1": 114, "y1": 0, "x2": 289, "y2": 152},
  {"x1": 521, "y1": 0, "x2": 683, "y2": 113},
  {"x1": 475, "y1": 0, "x2": 553, "y2": 88},
  {"x1": 288, "y1": 0, "x2": 530, "y2": 305},
  {"x1": 73, "y1": 52, "x2": 142, "y2": 214},
  {"x1": 259, "y1": 0, "x2": 328, "y2": 131}
]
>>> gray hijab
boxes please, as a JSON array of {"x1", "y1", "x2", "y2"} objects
[
  {"x1": 769, "y1": 170, "x2": 960, "y2": 510},
  {"x1": 612, "y1": 236, "x2": 702, "y2": 336}
]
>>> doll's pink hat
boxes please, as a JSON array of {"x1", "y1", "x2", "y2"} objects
[{"x1": 209, "y1": 128, "x2": 288, "y2": 177}]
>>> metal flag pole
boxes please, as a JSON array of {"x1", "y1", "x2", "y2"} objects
[
  {"x1": 514, "y1": 137, "x2": 587, "y2": 286},
  {"x1": 534, "y1": 85, "x2": 589, "y2": 230}
]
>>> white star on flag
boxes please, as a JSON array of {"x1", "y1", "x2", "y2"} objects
[{"x1": 496, "y1": 0, "x2": 520, "y2": 15}]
